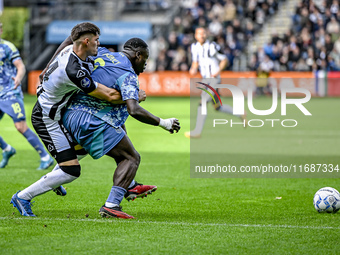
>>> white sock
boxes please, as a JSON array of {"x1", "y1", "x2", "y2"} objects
[
  {"x1": 51, "y1": 164, "x2": 60, "y2": 172},
  {"x1": 18, "y1": 169, "x2": 78, "y2": 201},
  {"x1": 40, "y1": 154, "x2": 50, "y2": 161},
  {"x1": 3, "y1": 145, "x2": 12, "y2": 152},
  {"x1": 128, "y1": 180, "x2": 136, "y2": 189},
  {"x1": 192, "y1": 106, "x2": 207, "y2": 135},
  {"x1": 105, "y1": 202, "x2": 119, "y2": 208}
]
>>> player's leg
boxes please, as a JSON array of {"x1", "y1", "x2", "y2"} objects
[
  {"x1": 14, "y1": 120, "x2": 54, "y2": 170},
  {"x1": 0, "y1": 109, "x2": 16, "y2": 168},
  {"x1": 184, "y1": 92, "x2": 208, "y2": 138},
  {"x1": 11, "y1": 102, "x2": 80, "y2": 216},
  {"x1": 213, "y1": 102, "x2": 247, "y2": 126},
  {"x1": 99, "y1": 134, "x2": 140, "y2": 219},
  {"x1": 51, "y1": 145, "x2": 88, "y2": 196},
  {"x1": 4, "y1": 98, "x2": 54, "y2": 169},
  {"x1": 0, "y1": 135, "x2": 16, "y2": 168}
]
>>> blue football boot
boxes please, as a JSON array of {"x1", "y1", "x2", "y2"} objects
[
  {"x1": 37, "y1": 156, "x2": 54, "y2": 170},
  {"x1": 10, "y1": 191, "x2": 36, "y2": 217},
  {"x1": 0, "y1": 147, "x2": 16, "y2": 168}
]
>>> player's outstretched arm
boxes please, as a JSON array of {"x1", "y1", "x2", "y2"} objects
[{"x1": 126, "y1": 99, "x2": 180, "y2": 134}]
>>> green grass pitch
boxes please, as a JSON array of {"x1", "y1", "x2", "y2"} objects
[{"x1": 0, "y1": 95, "x2": 339, "y2": 254}]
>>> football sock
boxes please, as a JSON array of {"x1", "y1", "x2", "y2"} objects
[
  {"x1": 18, "y1": 169, "x2": 77, "y2": 201},
  {"x1": 192, "y1": 106, "x2": 206, "y2": 135},
  {"x1": 105, "y1": 186, "x2": 126, "y2": 208},
  {"x1": 40, "y1": 154, "x2": 51, "y2": 161},
  {"x1": 51, "y1": 164, "x2": 60, "y2": 172},
  {"x1": 22, "y1": 129, "x2": 49, "y2": 158},
  {"x1": 0, "y1": 136, "x2": 8, "y2": 150},
  {"x1": 128, "y1": 180, "x2": 136, "y2": 189},
  {"x1": 3, "y1": 145, "x2": 12, "y2": 152}
]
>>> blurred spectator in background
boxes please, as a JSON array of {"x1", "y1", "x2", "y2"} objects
[
  {"x1": 152, "y1": 0, "x2": 283, "y2": 71},
  {"x1": 251, "y1": 0, "x2": 340, "y2": 71}
]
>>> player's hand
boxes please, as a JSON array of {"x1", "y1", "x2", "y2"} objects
[
  {"x1": 159, "y1": 118, "x2": 181, "y2": 134},
  {"x1": 12, "y1": 76, "x2": 21, "y2": 89},
  {"x1": 139, "y1": 89, "x2": 146, "y2": 102},
  {"x1": 189, "y1": 67, "x2": 197, "y2": 76},
  {"x1": 211, "y1": 71, "x2": 221, "y2": 78}
]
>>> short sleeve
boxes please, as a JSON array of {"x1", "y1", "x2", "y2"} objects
[
  {"x1": 6, "y1": 41, "x2": 21, "y2": 63},
  {"x1": 191, "y1": 43, "x2": 198, "y2": 62},
  {"x1": 65, "y1": 56, "x2": 97, "y2": 94},
  {"x1": 120, "y1": 72, "x2": 139, "y2": 101}
]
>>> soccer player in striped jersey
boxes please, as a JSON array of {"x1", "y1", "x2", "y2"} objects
[
  {"x1": 0, "y1": 22, "x2": 54, "y2": 170},
  {"x1": 185, "y1": 27, "x2": 246, "y2": 138}
]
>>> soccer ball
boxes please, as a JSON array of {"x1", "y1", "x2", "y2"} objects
[{"x1": 313, "y1": 187, "x2": 340, "y2": 213}]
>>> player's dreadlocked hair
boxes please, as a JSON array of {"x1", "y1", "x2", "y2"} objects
[
  {"x1": 123, "y1": 38, "x2": 148, "y2": 51},
  {"x1": 71, "y1": 22, "x2": 100, "y2": 42}
]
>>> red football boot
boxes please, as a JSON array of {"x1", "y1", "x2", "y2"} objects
[{"x1": 125, "y1": 182, "x2": 157, "y2": 201}]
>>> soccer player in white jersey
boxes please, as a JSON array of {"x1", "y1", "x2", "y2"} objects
[
  {"x1": 185, "y1": 27, "x2": 246, "y2": 138},
  {"x1": 0, "y1": 22, "x2": 54, "y2": 170},
  {"x1": 10, "y1": 22, "x2": 122, "y2": 216}
]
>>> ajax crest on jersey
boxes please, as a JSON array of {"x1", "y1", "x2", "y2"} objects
[{"x1": 313, "y1": 187, "x2": 340, "y2": 213}]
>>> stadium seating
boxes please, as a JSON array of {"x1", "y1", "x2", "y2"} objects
[{"x1": 251, "y1": 0, "x2": 340, "y2": 71}]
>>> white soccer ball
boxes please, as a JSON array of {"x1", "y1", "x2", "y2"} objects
[{"x1": 313, "y1": 187, "x2": 340, "y2": 213}]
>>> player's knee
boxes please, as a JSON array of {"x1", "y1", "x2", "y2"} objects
[
  {"x1": 15, "y1": 122, "x2": 28, "y2": 134},
  {"x1": 60, "y1": 165, "x2": 81, "y2": 177},
  {"x1": 214, "y1": 105, "x2": 221, "y2": 111}
]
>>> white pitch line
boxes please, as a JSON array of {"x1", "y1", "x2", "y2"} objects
[{"x1": 0, "y1": 217, "x2": 339, "y2": 230}]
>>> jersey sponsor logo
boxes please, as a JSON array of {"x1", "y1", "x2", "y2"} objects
[
  {"x1": 80, "y1": 77, "x2": 91, "y2": 88},
  {"x1": 76, "y1": 70, "x2": 86, "y2": 78}
]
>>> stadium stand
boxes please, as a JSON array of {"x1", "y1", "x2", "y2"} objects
[
  {"x1": 5, "y1": 0, "x2": 338, "y2": 73},
  {"x1": 251, "y1": 0, "x2": 340, "y2": 71},
  {"x1": 155, "y1": 0, "x2": 285, "y2": 71}
]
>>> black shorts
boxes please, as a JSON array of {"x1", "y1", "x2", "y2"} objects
[{"x1": 31, "y1": 101, "x2": 77, "y2": 163}]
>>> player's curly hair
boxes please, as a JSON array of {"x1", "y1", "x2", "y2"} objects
[
  {"x1": 123, "y1": 38, "x2": 148, "y2": 51},
  {"x1": 71, "y1": 22, "x2": 100, "y2": 42}
]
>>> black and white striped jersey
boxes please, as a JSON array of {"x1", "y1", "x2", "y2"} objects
[
  {"x1": 37, "y1": 45, "x2": 97, "y2": 121},
  {"x1": 191, "y1": 40, "x2": 227, "y2": 78}
]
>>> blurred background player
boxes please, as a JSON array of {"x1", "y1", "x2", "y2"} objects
[
  {"x1": 0, "y1": 22, "x2": 54, "y2": 170},
  {"x1": 185, "y1": 27, "x2": 245, "y2": 138}
]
